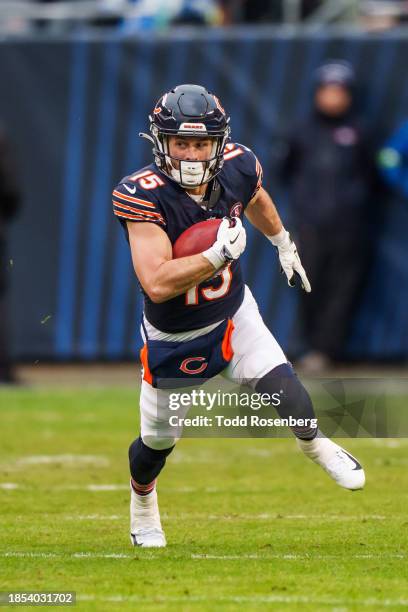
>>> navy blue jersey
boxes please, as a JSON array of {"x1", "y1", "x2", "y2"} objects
[{"x1": 112, "y1": 143, "x2": 263, "y2": 332}]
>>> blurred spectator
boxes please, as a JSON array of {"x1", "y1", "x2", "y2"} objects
[
  {"x1": 360, "y1": 1, "x2": 408, "y2": 29},
  {"x1": 280, "y1": 61, "x2": 376, "y2": 372},
  {"x1": 240, "y1": 0, "x2": 283, "y2": 22},
  {"x1": 121, "y1": 0, "x2": 222, "y2": 31},
  {"x1": 378, "y1": 119, "x2": 408, "y2": 196},
  {"x1": 221, "y1": 0, "x2": 324, "y2": 23},
  {"x1": 0, "y1": 0, "x2": 329, "y2": 32},
  {"x1": 170, "y1": 0, "x2": 222, "y2": 25},
  {"x1": 0, "y1": 125, "x2": 20, "y2": 384},
  {"x1": 301, "y1": 0, "x2": 325, "y2": 18}
]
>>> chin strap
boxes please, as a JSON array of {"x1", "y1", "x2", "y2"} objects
[{"x1": 202, "y1": 179, "x2": 221, "y2": 211}]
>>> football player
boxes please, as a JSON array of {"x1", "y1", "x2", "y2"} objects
[{"x1": 112, "y1": 85, "x2": 365, "y2": 548}]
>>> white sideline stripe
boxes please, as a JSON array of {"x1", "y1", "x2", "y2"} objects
[
  {"x1": 76, "y1": 594, "x2": 408, "y2": 607},
  {"x1": 203, "y1": 513, "x2": 388, "y2": 521},
  {"x1": 61, "y1": 513, "x2": 388, "y2": 522},
  {"x1": 0, "y1": 483, "x2": 19, "y2": 490},
  {"x1": 59, "y1": 485, "x2": 200, "y2": 492},
  {"x1": 5, "y1": 512, "x2": 391, "y2": 522},
  {"x1": 12, "y1": 455, "x2": 109, "y2": 467},
  {"x1": 65, "y1": 515, "x2": 123, "y2": 520},
  {"x1": 2, "y1": 552, "x2": 133, "y2": 559},
  {"x1": 4, "y1": 553, "x2": 60, "y2": 559},
  {"x1": 75, "y1": 484, "x2": 125, "y2": 492},
  {"x1": 56, "y1": 484, "x2": 128, "y2": 491},
  {"x1": 0, "y1": 483, "x2": 208, "y2": 493},
  {"x1": 3, "y1": 512, "x2": 390, "y2": 522},
  {"x1": 71, "y1": 485, "x2": 212, "y2": 493},
  {"x1": 2, "y1": 552, "x2": 405, "y2": 561}
]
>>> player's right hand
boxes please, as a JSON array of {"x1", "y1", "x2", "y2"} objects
[{"x1": 203, "y1": 217, "x2": 247, "y2": 269}]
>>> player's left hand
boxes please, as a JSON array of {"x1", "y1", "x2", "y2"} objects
[{"x1": 269, "y1": 229, "x2": 311, "y2": 293}]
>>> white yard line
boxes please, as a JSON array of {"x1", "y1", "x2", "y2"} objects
[
  {"x1": 0, "y1": 483, "x2": 220, "y2": 493},
  {"x1": 84, "y1": 483, "x2": 122, "y2": 491},
  {"x1": 14, "y1": 455, "x2": 110, "y2": 467},
  {"x1": 2, "y1": 510, "x2": 392, "y2": 522},
  {"x1": 0, "y1": 483, "x2": 129, "y2": 492},
  {"x1": 63, "y1": 512, "x2": 388, "y2": 521},
  {"x1": 3, "y1": 552, "x2": 60, "y2": 559},
  {"x1": 76, "y1": 594, "x2": 408, "y2": 607},
  {"x1": 64, "y1": 515, "x2": 123, "y2": 520},
  {"x1": 64, "y1": 485, "x2": 213, "y2": 493},
  {"x1": 2, "y1": 551, "x2": 405, "y2": 561},
  {"x1": 2, "y1": 552, "x2": 133, "y2": 560},
  {"x1": 63, "y1": 484, "x2": 127, "y2": 492},
  {"x1": 203, "y1": 513, "x2": 388, "y2": 521}
]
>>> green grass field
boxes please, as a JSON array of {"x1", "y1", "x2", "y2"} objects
[{"x1": 1, "y1": 385, "x2": 408, "y2": 611}]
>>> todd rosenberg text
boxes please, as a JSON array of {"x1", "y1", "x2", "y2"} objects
[{"x1": 168, "y1": 415, "x2": 318, "y2": 428}]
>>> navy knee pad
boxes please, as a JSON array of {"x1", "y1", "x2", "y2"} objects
[
  {"x1": 255, "y1": 363, "x2": 317, "y2": 439},
  {"x1": 128, "y1": 436, "x2": 175, "y2": 484}
]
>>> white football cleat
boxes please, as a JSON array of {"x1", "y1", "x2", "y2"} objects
[
  {"x1": 297, "y1": 436, "x2": 365, "y2": 490},
  {"x1": 130, "y1": 483, "x2": 166, "y2": 548}
]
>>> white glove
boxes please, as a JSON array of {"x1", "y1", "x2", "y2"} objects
[
  {"x1": 203, "y1": 217, "x2": 247, "y2": 270},
  {"x1": 267, "y1": 228, "x2": 311, "y2": 293}
]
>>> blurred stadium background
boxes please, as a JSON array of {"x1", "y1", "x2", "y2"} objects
[{"x1": 0, "y1": 0, "x2": 407, "y2": 370}]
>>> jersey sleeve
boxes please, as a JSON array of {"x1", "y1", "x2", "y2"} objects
[
  {"x1": 112, "y1": 180, "x2": 166, "y2": 228},
  {"x1": 223, "y1": 143, "x2": 263, "y2": 204}
]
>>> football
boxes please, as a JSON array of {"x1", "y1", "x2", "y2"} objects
[{"x1": 172, "y1": 218, "x2": 223, "y2": 258}]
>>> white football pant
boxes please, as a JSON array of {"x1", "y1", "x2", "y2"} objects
[{"x1": 140, "y1": 286, "x2": 287, "y2": 449}]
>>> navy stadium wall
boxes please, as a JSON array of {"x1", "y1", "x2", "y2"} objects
[{"x1": 2, "y1": 30, "x2": 408, "y2": 360}]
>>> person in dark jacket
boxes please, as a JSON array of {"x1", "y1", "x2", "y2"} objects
[
  {"x1": 0, "y1": 125, "x2": 20, "y2": 383},
  {"x1": 281, "y1": 60, "x2": 375, "y2": 372}
]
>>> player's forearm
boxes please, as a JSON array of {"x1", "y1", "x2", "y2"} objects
[
  {"x1": 245, "y1": 187, "x2": 283, "y2": 237},
  {"x1": 148, "y1": 254, "x2": 216, "y2": 303}
]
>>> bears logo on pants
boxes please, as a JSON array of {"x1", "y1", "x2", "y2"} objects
[{"x1": 179, "y1": 357, "x2": 208, "y2": 375}]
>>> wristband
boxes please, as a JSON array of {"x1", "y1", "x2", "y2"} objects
[
  {"x1": 266, "y1": 227, "x2": 290, "y2": 247},
  {"x1": 202, "y1": 246, "x2": 225, "y2": 270}
]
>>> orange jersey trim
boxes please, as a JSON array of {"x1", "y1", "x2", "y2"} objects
[
  {"x1": 114, "y1": 210, "x2": 165, "y2": 225},
  {"x1": 224, "y1": 148, "x2": 243, "y2": 161},
  {"x1": 112, "y1": 189, "x2": 157, "y2": 209},
  {"x1": 221, "y1": 319, "x2": 235, "y2": 362},
  {"x1": 255, "y1": 156, "x2": 262, "y2": 178},
  {"x1": 140, "y1": 344, "x2": 153, "y2": 385},
  {"x1": 113, "y1": 200, "x2": 164, "y2": 220}
]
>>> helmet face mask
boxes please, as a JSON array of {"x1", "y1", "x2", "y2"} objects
[
  {"x1": 141, "y1": 85, "x2": 231, "y2": 189},
  {"x1": 154, "y1": 129, "x2": 228, "y2": 188}
]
